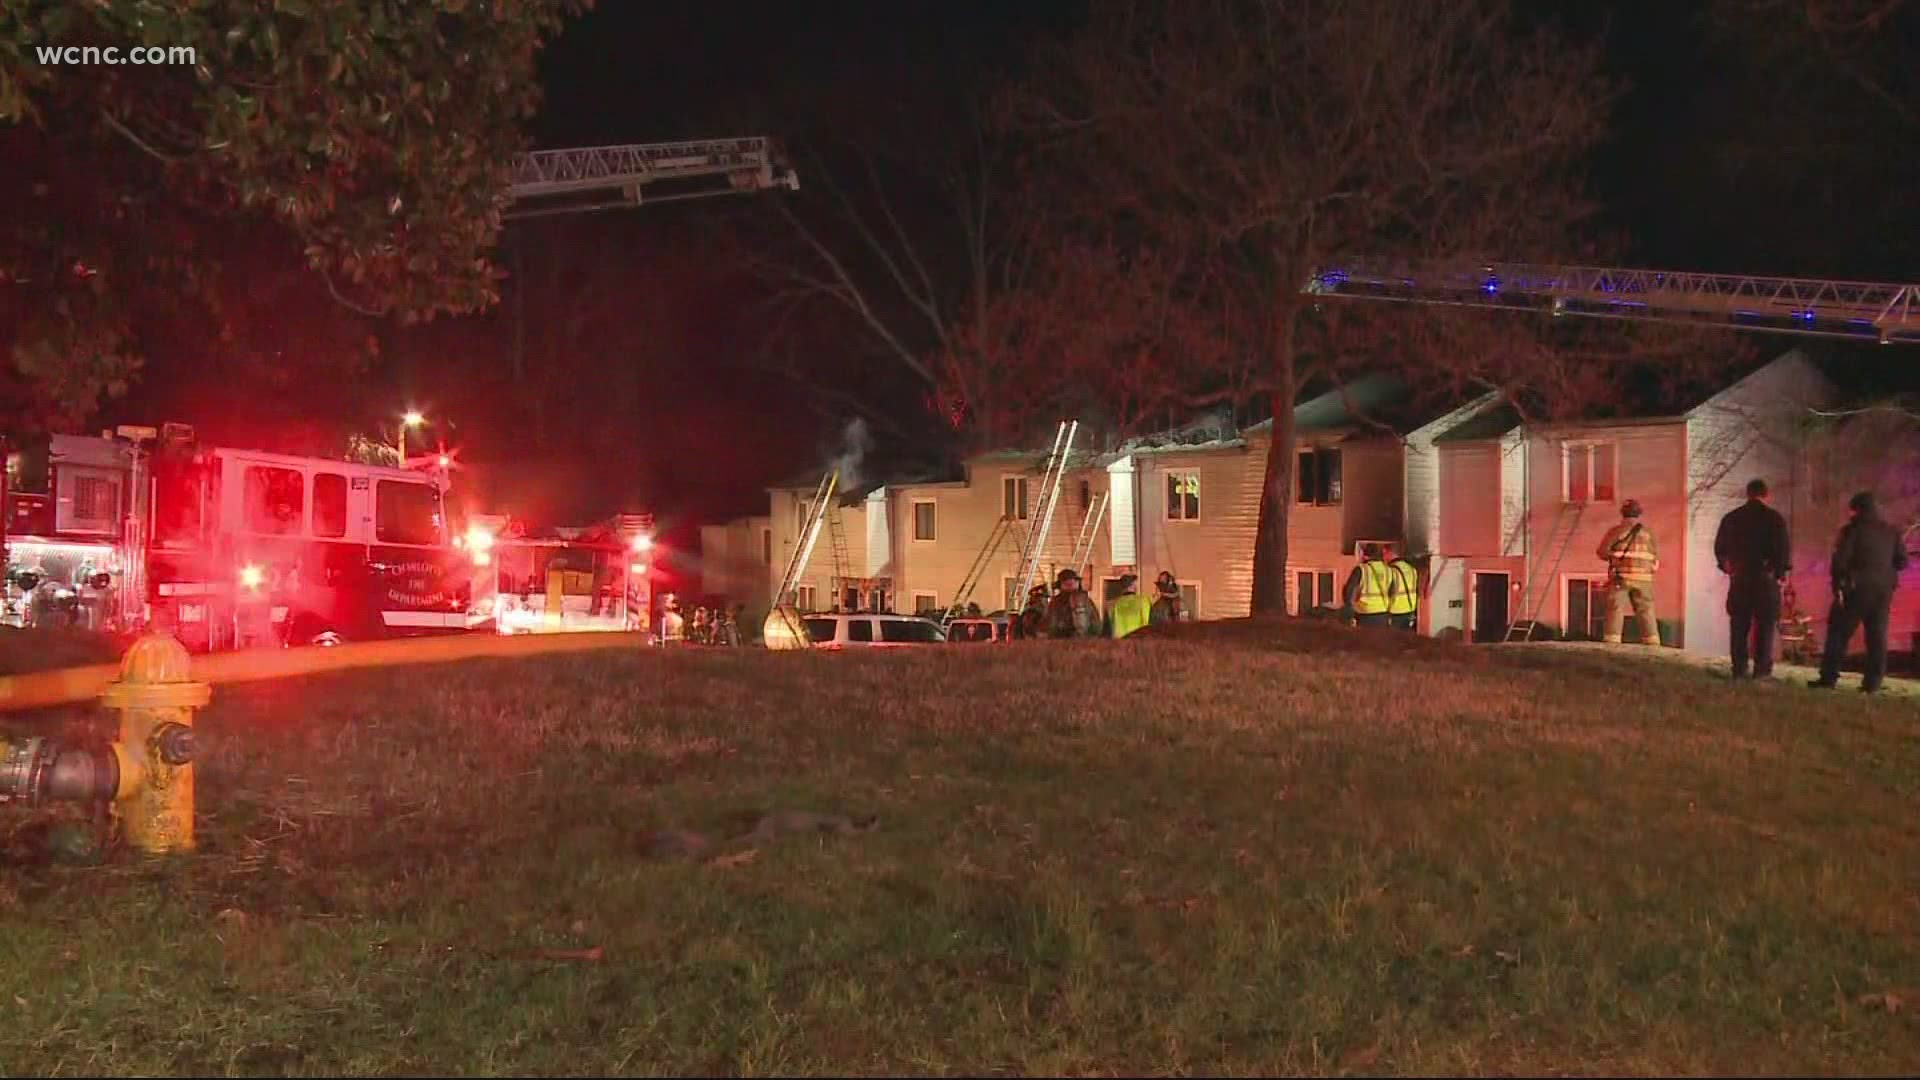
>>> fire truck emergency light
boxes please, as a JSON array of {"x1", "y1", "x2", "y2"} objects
[
  {"x1": 238, "y1": 564, "x2": 264, "y2": 591},
  {"x1": 631, "y1": 535, "x2": 653, "y2": 553},
  {"x1": 631, "y1": 562, "x2": 647, "y2": 575}
]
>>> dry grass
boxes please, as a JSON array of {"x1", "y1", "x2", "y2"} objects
[{"x1": 3, "y1": 619, "x2": 1919, "y2": 1075}]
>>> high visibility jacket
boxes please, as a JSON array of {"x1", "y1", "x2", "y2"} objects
[
  {"x1": 1598, "y1": 522, "x2": 1658, "y2": 583},
  {"x1": 1109, "y1": 592, "x2": 1153, "y2": 639},
  {"x1": 1386, "y1": 560, "x2": 1419, "y2": 616},
  {"x1": 1350, "y1": 560, "x2": 1393, "y2": 615}
]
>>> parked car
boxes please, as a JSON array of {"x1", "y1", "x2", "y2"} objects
[
  {"x1": 801, "y1": 613, "x2": 947, "y2": 648},
  {"x1": 945, "y1": 616, "x2": 1011, "y2": 643}
]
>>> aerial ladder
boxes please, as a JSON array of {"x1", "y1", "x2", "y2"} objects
[
  {"x1": 506, "y1": 136, "x2": 799, "y2": 218},
  {"x1": 1305, "y1": 259, "x2": 1919, "y2": 345}
]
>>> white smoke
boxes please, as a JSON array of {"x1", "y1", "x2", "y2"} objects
[{"x1": 831, "y1": 418, "x2": 873, "y2": 489}]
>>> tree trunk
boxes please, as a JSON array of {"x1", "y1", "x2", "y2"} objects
[{"x1": 1250, "y1": 311, "x2": 1299, "y2": 616}]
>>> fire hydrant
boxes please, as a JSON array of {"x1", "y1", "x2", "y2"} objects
[{"x1": 100, "y1": 631, "x2": 210, "y2": 854}]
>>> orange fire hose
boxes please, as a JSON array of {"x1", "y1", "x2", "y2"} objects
[{"x1": 0, "y1": 631, "x2": 649, "y2": 713}]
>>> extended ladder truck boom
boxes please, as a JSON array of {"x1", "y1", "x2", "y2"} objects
[
  {"x1": 1306, "y1": 259, "x2": 1919, "y2": 345},
  {"x1": 506, "y1": 136, "x2": 799, "y2": 219}
]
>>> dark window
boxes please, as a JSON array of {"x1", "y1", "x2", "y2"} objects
[
  {"x1": 375, "y1": 480, "x2": 441, "y2": 546},
  {"x1": 1566, "y1": 579, "x2": 1606, "y2": 640},
  {"x1": 1296, "y1": 571, "x2": 1312, "y2": 612},
  {"x1": 847, "y1": 618, "x2": 874, "y2": 642},
  {"x1": 1298, "y1": 570, "x2": 1336, "y2": 610},
  {"x1": 1297, "y1": 448, "x2": 1343, "y2": 505},
  {"x1": 881, "y1": 619, "x2": 943, "y2": 643},
  {"x1": 1003, "y1": 476, "x2": 1029, "y2": 520},
  {"x1": 312, "y1": 473, "x2": 348, "y2": 538},
  {"x1": 1319, "y1": 572, "x2": 1334, "y2": 607},
  {"x1": 762, "y1": 528, "x2": 773, "y2": 565},
  {"x1": 74, "y1": 476, "x2": 117, "y2": 522},
  {"x1": 914, "y1": 501, "x2": 936, "y2": 540},
  {"x1": 803, "y1": 617, "x2": 836, "y2": 643},
  {"x1": 243, "y1": 466, "x2": 304, "y2": 535}
]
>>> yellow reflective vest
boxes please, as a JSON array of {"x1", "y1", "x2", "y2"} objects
[
  {"x1": 1386, "y1": 560, "x2": 1419, "y2": 616},
  {"x1": 1353, "y1": 560, "x2": 1392, "y2": 615},
  {"x1": 1109, "y1": 592, "x2": 1153, "y2": 639}
]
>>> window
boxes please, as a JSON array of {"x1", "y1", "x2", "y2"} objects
[
  {"x1": 1294, "y1": 569, "x2": 1338, "y2": 613},
  {"x1": 243, "y1": 466, "x2": 304, "y2": 535},
  {"x1": 1564, "y1": 441, "x2": 1616, "y2": 504},
  {"x1": 1297, "y1": 448, "x2": 1343, "y2": 505},
  {"x1": 1003, "y1": 476, "x2": 1029, "y2": 520},
  {"x1": 796, "y1": 584, "x2": 817, "y2": 612},
  {"x1": 913, "y1": 591, "x2": 939, "y2": 615},
  {"x1": 1078, "y1": 480, "x2": 1091, "y2": 508},
  {"x1": 762, "y1": 528, "x2": 773, "y2": 565},
  {"x1": 913, "y1": 500, "x2": 937, "y2": 541},
  {"x1": 74, "y1": 476, "x2": 116, "y2": 522},
  {"x1": 375, "y1": 480, "x2": 440, "y2": 546},
  {"x1": 846, "y1": 618, "x2": 874, "y2": 643},
  {"x1": 312, "y1": 473, "x2": 348, "y2": 538},
  {"x1": 881, "y1": 619, "x2": 944, "y2": 643},
  {"x1": 1165, "y1": 472, "x2": 1200, "y2": 521},
  {"x1": 1564, "y1": 577, "x2": 1608, "y2": 640},
  {"x1": 803, "y1": 617, "x2": 836, "y2": 643}
]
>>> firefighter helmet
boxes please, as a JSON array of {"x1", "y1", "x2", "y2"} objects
[{"x1": 1621, "y1": 499, "x2": 1643, "y2": 519}]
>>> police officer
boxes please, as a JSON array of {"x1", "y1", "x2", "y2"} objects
[
  {"x1": 1149, "y1": 571, "x2": 1182, "y2": 627},
  {"x1": 1597, "y1": 499, "x2": 1660, "y2": 645},
  {"x1": 1046, "y1": 568, "x2": 1102, "y2": 638},
  {"x1": 1343, "y1": 542, "x2": 1392, "y2": 628},
  {"x1": 1383, "y1": 543, "x2": 1419, "y2": 632},
  {"x1": 1810, "y1": 491, "x2": 1909, "y2": 693},
  {"x1": 1713, "y1": 477, "x2": 1791, "y2": 679}
]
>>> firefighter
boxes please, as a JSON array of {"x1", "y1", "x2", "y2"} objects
[
  {"x1": 1597, "y1": 499, "x2": 1660, "y2": 645},
  {"x1": 1383, "y1": 543, "x2": 1419, "y2": 632},
  {"x1": 1107, "y1": 573, "x2": 1152, "y2": 640},
  {"x1": 1713, "y1": 477, "x2": 1791, "y2": 679},
  {"x1": 1342, "y1": 543, "x2": 1393, "y2": 628},
  {"x1": 659, "y1": 593, "x2": 684, "y2": 643},
  {"x1": 1016, "y1": 584, "x2": 1050, "y2": 640},
  {"x1": 1810, "y1": 491, "x2": 1909, "y2": 693},
  {"x1": 1046, "y1": 568, "x2": 1102, "y2": 638},
  {"x1": 1150, "y1": 570, "x2": 1182, "y2": 626},
  {"x1": 690, "y1": 606, "x2": 710, "y2": 644}
]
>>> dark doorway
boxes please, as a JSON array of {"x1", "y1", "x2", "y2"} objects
[{"x1": 1472, "y1": 572, "x2": 1510, "y2": 643}]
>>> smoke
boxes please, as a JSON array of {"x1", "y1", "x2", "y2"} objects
[{"x1": 831, "y1": 418, "x2": 873, "y2": 489}]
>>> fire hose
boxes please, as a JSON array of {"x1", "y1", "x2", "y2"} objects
[{"x1": 0, "y1": 725, "x2": 193, "y2": 807}]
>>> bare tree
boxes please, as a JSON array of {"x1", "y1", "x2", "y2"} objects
[{"x1": 1008, "y1": 0, "x2": 1615, "y2": 613}]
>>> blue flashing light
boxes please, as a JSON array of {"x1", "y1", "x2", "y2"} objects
[
  {"x1": 1847, "y1": 318, "x2": 1873, "y2": 326},
  {"x1": 1482, "y1": 276, "x2": 1500, "y2": 295}
]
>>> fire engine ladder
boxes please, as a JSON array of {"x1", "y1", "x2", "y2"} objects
[
  {"x1": 1067, "y1": 490, "x2": 1111, "y2": 580},
  {"x1": 1016, "y1": 421, "x2": 1079, "y2": 601},
  {"x1": 774, "y1": 470, "x2": 838, "y2": 630},
  {"x1": 1306, "y1": 260, "x2": 1920, "y2": 345},
  {"x1": 506, "y1": 137, "x2": 800, "y2": 219},
  {"x1": 1504, "y1": 503, "x2": 1586, "y2": 642},
  {"x1": 940, "y1": 515, "x2": 1019, "y2": 627},
  {"x1": 826, "y1": 506, "x2": 854, "y2": 605}
]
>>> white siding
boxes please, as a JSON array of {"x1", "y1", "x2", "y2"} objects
[
  {"x1": 1403, "y1": 394, "x2": 1497, "y2": 558},
  {"x1": 1107, "y1": 455, "x2": 1137, "y2": 565},
  {"x1": 1684, "y1": 353, "x2": 1837, "y2": 658},
  {"x1": 1439, "y1": 443, "x2": 1501, "y2": 556},
  {"x1": 863, "y1": 487, "x2": 892, "y2": 578},
  {"x1": 1132, "y1": 442, "x2": 1263, "y2": 618},
  {"x1": 1499, "y1": 430, "x2": 1527, "y2": 556}
]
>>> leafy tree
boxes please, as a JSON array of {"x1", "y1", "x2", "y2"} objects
[{"x1": 0, "y1": 0, "x2": 587, "y2": 432}]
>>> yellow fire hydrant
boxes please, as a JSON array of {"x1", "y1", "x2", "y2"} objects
[{"x1": 100, "y1": 631, "x2": 210, "y2": 854}]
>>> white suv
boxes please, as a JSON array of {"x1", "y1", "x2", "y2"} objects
[{"x1": 801, "y1": 613, "x2": 947, "y2": 648}]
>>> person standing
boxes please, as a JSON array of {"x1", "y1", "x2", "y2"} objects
[
  {"x1": 1597, "y1": 499, "x2": 1660, "y2": 645},
  {"x1": 1046, "y1": 568, "x2": 1102, "y2": 639},
  {"x1": 1383, "y1": 543, "x2": 1420, "y2": 632},
  {"x1": 1810, "y1": 491, "x2": 1909, "y2": 693},
  {"x1": 1149, "y1": 571, "x2": 1183, "y2": 627},
  {"x1": 1106, "y1": 573, "x2": 1153, "y2": 639},
  {"x1": 1713, "y1": 478, "x2": 1792, "y2": 679},
  {"x1": 1342, "y1": 543, "x2": 1392, "y2": 628}
]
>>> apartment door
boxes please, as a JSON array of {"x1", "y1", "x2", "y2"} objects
[{"x1": 1471, "y1": 572, "x2": 1509, "y2": 643}]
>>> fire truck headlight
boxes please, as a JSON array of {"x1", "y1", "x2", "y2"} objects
[
  {"x1": 631, "y1": 535, "x2": 653, "y2": 553},
  {"x1": 473, "y1": 551, "x2": 492, "y2": 567},
  {"x1": 464, "y1": 525, "x2": 495, "y2": 553},
  {"x1": 239, "y1": 564, "x2": 264, "y2": 591},
  {"x1": 631, "y1": 562, "x2": 647, "y2": 575}
]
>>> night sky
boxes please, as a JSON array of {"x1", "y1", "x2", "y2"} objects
[{"x1": 87, "y1": 1, "x2": 1920, "y2": 538}]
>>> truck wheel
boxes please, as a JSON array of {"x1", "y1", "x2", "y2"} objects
[{"x1": 284, "y1": 614, "x2": 343, "y2": 648}]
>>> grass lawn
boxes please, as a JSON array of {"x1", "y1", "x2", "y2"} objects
[{"x1": 3, "y1": 622, "x2": 1918, "y2": 1075}]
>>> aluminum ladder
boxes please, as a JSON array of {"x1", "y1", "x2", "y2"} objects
[{"x1": 1016, "y1": 420, "x2": 1078, "y2": 601}]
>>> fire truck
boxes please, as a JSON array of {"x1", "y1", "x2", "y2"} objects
[
  {"x1": 2, "y1": 423, "x2": 472, "y2": 651},
  {"x1": 459, "y1": 512, "x2": 654, "y2": 636}
]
